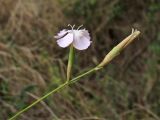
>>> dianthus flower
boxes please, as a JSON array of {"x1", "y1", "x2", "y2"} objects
[{"x1": 54, "y1": 25, "x2": 91, "y2": 50}]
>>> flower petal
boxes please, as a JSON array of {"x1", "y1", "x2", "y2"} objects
[
  {"x1": 57, "y1": 33, "x2": 73, "y2": 48},
  {"x1": 73, "y1": 30, "x2": 91, "y2": 50},
  {"x1": 82, "y1": 29, "x2": 90, "y2": 39},
  {"x1": 54, "y1": 29, "x2": 68, "y2": 39}
]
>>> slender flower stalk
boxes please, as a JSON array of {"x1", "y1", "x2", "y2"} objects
[
  {"x1": 67, "y1": 44, "x2": 74, "y2": 82},
  {"x1": 9, "y1": 29, "x2": 140, "y2": 120},
  {"x1": 8, "y1": 82, "x2": 68, "y2": 120},
  {"x1": 8, "y1": 67, "x2": 98, "y2": 120}
]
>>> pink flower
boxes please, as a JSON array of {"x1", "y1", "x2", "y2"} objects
[{"x1": 54, "y1": 25, "x2": 91, "y2": 50}]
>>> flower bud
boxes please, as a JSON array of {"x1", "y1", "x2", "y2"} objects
[{"x1": 97, "y1": 29, "x2": 140, "y2": 68}]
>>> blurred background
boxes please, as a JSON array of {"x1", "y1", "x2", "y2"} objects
[{"x1": 0, "y1": 0, "x2": 160, "y2": 120}]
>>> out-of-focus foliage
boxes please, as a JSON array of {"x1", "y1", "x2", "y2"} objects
[{"x1": 0, "y1": 0, "x2": 160, "y2": 120}]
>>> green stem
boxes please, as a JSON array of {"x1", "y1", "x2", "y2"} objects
[
  {"x1": 9, "y1": 67, "x2": 101, "y2": 120},
  {"x1": 9, "y1": 82, "x2": 68, "y2": 120},
  {"x1": 69, "y1": 67, "x2": 98, "y2": 84},
  {"x1": 67, "y1": 44, "x2": 74, "y2": 82}
]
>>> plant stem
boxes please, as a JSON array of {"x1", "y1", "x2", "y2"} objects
[
  {"x1": 9, "y1": 67, "x2": 101, "y2": 120},
  {"x1": 69, "y1": 67, "x2": 99, "y2": 84},
  {"x1": 9, "y1": 82, "x2": 68, "y2": 120},
  {"x1": 67, "y1": 44, "x2": 74, "y2": 82}
]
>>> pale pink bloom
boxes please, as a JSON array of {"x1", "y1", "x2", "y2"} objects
[{"x1": 54, "y1": 25, "x2": 91, "y2": 50}]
